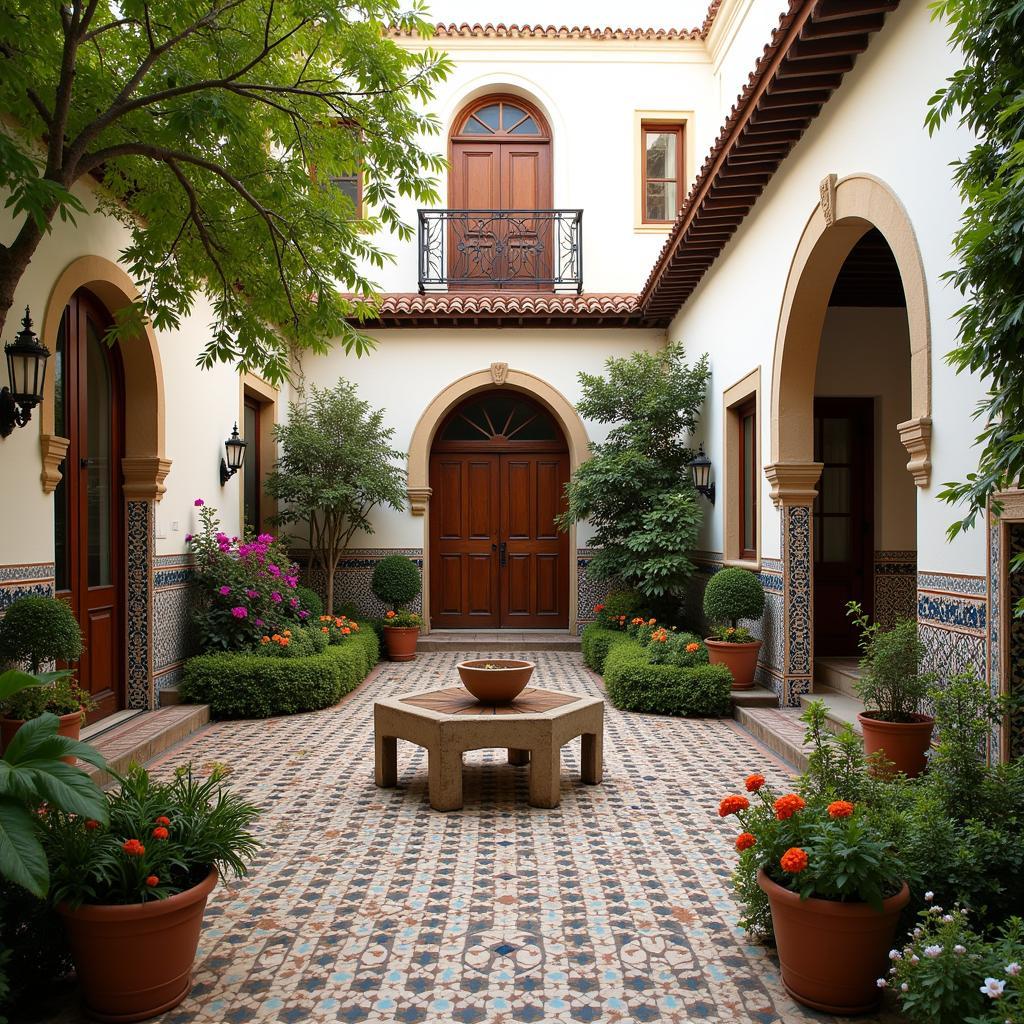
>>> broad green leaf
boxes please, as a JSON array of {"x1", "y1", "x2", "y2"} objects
[
  {"x1": 2, "y1": 713, "x2": 107, "y2": 771},
  {"x1": 25, "y1": 762, "x2": 107, "y2": 822},
  {"x1": 0, "y1": 796, "x2": 48, "y2": 897}
]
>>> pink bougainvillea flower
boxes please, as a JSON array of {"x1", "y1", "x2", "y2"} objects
[
  {"x1": 289, "y1": 597, "x2": 299, "y2": 608},
  {"x1": 218, "y1": 585, "x2": 231, "y2": 596},
  {"x1": 194, "y1": 499, "x2": 204, "y2": 507},
  {"x1": 231, "y1": 606, "x2": 248, "y2": 619},
  {"x1": 246, "y1": 589, "x2": 259, "y2": 599},
  {"x1": 271, "y1": 592, "x2": 282, "y2": 604},
  {"x1": 184, "y1": 534, "x2": 193, "y2": 543}
]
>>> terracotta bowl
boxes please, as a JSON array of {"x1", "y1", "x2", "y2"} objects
[{"x1": 456, "y1": 659, "x2": 535, "y2": 704}]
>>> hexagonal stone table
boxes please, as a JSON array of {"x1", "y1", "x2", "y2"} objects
[{"x1": 373, "y1": 686, "x2": 604, "y2": 811}]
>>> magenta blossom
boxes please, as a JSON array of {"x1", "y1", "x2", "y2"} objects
[
  {"x1": 246, "y1": 589, "x2": 259, "y2": 599},
  {"x1": 289, "y1": 597, "x2": 299, "y2": 608},
  {"x1": 286, "y1": 577, "x2": 298, "y2": 589},
  {"x1": 271, "y1": 591, "x2": 282, "y2": 603},
  {"x1": 218, "y1": 585, "x2": 231, "y2": 596},
  {"x1": 184, "y1": 534, "x2": 193, "y2": 543},
  {"x1": 298, "y1": 610, "x2": 310, "y2": 619},
  {"x1": 230, "y1": 606, "x2": 248, "y2": 619},
  {"x1": 194, "y1": 499, "x2": 204, "y2": 507},
  {"x1": 268, "y1": 564, "x2": 281, "y2": 577},
  {"x1": 255, "y1": 618, "x2": 265, "y2": 627}
]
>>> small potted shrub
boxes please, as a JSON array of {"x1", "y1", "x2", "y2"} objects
[
  {"x1": 371, "y1": 555, "x2": 422, "y2": 661},
  {"x1": 702, "y1": 567, "x2": 764, "y2": 688},
  {"x1": 42, "y1": 763, "x2": 259, "y2": 1021},
  {"x1": 722, "y1": 774, "x2": 908, "y2": 1014},
  {"x1": 0, "y1": 596, "x2": 88, "y2": 750},
  {"x1": 847, "y1": 602, "x2": 935, "y2": 778}
]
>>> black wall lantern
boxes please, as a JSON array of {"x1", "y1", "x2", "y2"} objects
[
  {"x1": 220, "y1": 423, "x2": 247, "y2": 485},
  {"x1": 690, "y1": 444, "x2": 715, "y2": 504},
  {"x1": 1, "y1": 308, "x2": 50, "y2": 439}
]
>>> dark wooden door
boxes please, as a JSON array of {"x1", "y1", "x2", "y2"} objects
[
  {"x1": 429, "y1": 447, "x2": 569, "y2": 630},
  {"x1": 813, "y1": 397, "x2": 874, "y2": 657},
  {"x1": 54, "y1": 292, "x2": 125, "y2": 721}
]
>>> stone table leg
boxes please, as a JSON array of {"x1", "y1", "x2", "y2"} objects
[
  {"x1": 581, "y1": 731, "x2": 603, "y2": 784},
  {"x1": 508, "y1": 748, "x2": 531, "y2": 766},
  {"x1": 428, "y1": 747, "x2": 464, "y2": 812},
  {"x1": 528, "y1": 743, "x2": 562, "y2": 808},
  {"x1": 375, "y1": 735, "x2": 397, "y2": 788}
]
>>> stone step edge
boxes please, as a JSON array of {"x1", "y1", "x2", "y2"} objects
[
  {"x1": 800, "y1": 690, "x2": 866, "y2": 736},
  {"x1": 418, "y1": 641, "x2": 582, "y2": 651},
  {"x1": 733, "y1": 706, "x2": 809, "y2": 773}
]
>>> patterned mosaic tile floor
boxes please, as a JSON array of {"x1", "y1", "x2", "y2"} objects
[{"x1": 63, "y1": 651, "x2": 894, "y2": 1023}]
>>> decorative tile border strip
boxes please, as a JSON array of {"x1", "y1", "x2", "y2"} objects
[
  {"x1": 918, "y1": 591, "x2": 986, "y2": 634},
  {"x1": 126, "y1": 501, "x2": 154, "y2": 710},
  {"x1": 155, "y1": 552, "x2": 195, "y2": 569},
  {"x1": 918, "y1": 571, "x2": 987, "y2": 597},
  {"x1": 154, "y1": 567, "x2": 194, "y2": 588},
  {"x1": 0, "y1": 580, "x2": 54, "y2": 611},
  {"x1": 0, "y1": 562, "x2": 56, "y2": 584}
]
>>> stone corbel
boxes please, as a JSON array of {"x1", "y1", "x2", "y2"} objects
[
  {"x1": 40, "y1": 434, "x2": 70, "y2": 494},
  {"x1": 122, "y1": 457, "x2": 172, "y2": 502},
  {"x1": 764, "y1": 462, "x2": 824, "y2": 508},
  {"x1": 897, "y1": 417, "x2": 932, "y2": 488},
  {"x1": 407, "y1": 487, "x2": 432, "y2": 516}
]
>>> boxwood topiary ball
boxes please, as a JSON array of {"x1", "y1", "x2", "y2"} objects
[
  {"x1": 0, "y1": 596, "x2": 84, "y2": 672},
  {"x1": 703, "y1": 567, "x2": 765, "y2": 627},
  {"x1": 371, "y1": 555, "x2": 421, "y2": 609}
]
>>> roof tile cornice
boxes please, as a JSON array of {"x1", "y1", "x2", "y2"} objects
[{"x1": 388, "y1": 23, "x2": 704, "y2": 42}]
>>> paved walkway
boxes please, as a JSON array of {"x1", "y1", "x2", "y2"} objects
[{"x1": 93, "y1": 651, "x2": 888, "y2": 1023}]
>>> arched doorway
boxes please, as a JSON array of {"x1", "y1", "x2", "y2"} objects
[
  {"x1": 53, "y1": 290, "x2": 125, "y2": 719},
  {"x1": 429, "y1": 389, "x2": 570, "y2": 629},
  {"x1": 449, "y1": 94, "x2": 553, "y2": 288},
  {"x1": 766, "y1": 174, "x2": 930, "y2": 704}
]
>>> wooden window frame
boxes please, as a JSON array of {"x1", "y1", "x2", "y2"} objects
[
  {"x1": 640, "y1": 122, "x2": 685, "y2": 225},
  {"x1": 239, "y1": 374, "x2": 278, "y2": 535},
  {"x1": 723, "y1": 368, "x2": 761, "y2": 569}
]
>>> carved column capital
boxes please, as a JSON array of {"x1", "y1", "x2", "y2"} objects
[
  {"x1": 819, "y1": 173, "x2": 838, "y2": 226},
  {"x1": 408, "y1": 487, "x2": 432, "y2": 516},
  {"x1": 897, "y1": 416, "x2": 932, "y2": 487},
  {"x1": 122, "y1": 457, "x2": 172, "y2": 502},
  {"x1": 40, "y1": 434, "x2": 70, "y2": 494},
  {"x1": 764, "y1": 462, "x2": 823, "y2": 508}
]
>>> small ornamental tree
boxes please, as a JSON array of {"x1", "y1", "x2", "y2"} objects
[
  {"x1": 371, "y1": 555, "x2": 421, "y2": 612},
  {"x1": 557, "y1": 343, "x2": 710, "y2": 601},
  {"x1": 0, "y1": 1, "x2": 450, "y2": 380},
  {"x1": 266, "y1": 380, "x2": 406, "y2": 615},
  {"x1": 703, "y1": 568, "x2": 765, "y2": 634},
  {"x1": 0, "y1": 597, "x2": 83, "y2": 672}
]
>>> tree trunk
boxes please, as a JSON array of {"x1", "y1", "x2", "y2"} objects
[{"x1": 0, "y1": 217, "x2": 50, "y2": 339}]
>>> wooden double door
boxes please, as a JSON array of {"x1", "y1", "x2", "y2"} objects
[
  {"x1": 429, "y1": 452, "x2": 570, "y2": 629},
  {"x1": 54, "y1": 291, "x2": 125, "y2": 720}
]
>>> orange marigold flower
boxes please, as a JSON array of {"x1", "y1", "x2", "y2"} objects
[
  {"x1": 828, "y1": 800, "x2": 855, "y2": 819},
  {"x1": 386, "y1": 610, "x2": 397, "y2": 619},
  {"x1": 322, "y1": 626, "x2": 330, "y2": 633},
  {"x1": 780, "y1": 847, "x2": 809, "y2": 873},
  {"x1": 283, "y1": 630, "x2": 291, "y2": 637},
  {"x1": 774, "y1": 793, "x2": 806, "y2": 820},
  {"x1": 718, "y1": 794, "x2": 750, "y2": 817},
  {"x1": 154, "y1": 816, "x2": 171, "y2": 826},
  {"x1": 648, "y1": 618, "x2": 657, "y2": 625},
  {"x1": 745, "y1": 773, "x2": 766, "y2": 793},
  {"x1": 152, "y1": 826, "x2": 169, "y2": 840},
  {"x1": 686, "y1": 642, "x2": 700, "y2": 653},
  {"x1": 631, "y1": 617, "x2": 644, "y2": 625},
  {"x1": 594, "y1": 604, "x2": 605, "y2": 613},
  {"x1": 122, "y1": 839, "x2": 145, "y2": 857},
  {"x1": 735, "y1": 832, "x2": 757, "y2": 852},
  {"x1": 281, "y1": 638, "x2": 290, "y2": 646},
  {"x1": 145, "y1": 875, "x2": 160, "y2": 887},
  {"x1": 84, "y1": 819, "x2": 100, "y2": 830},
  {"x1": 260, "y1": 636, "x2": 270, "y2": 644},
  {"x1": 342, "y1": 627, "x2": 351, "y2": 634}
]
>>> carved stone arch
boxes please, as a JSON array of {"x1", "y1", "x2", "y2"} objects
[{"x1": 407, "y1": 367, "x2": 590, "y2": 633}]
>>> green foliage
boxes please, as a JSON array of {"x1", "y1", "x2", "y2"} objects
[
  {"x1": 847, "y1": 603, "x2": 934, "y2": 722},
  {"x1": 0, "y1": 1, "x2": 451, "y2": 380},
  {"x1": 593, "y1": 589, "x2": 653, "y2": 629},
  {"x1": 646, "y1": 630, "x2": 708, "y2": 668},
  {"x1": 181, "y1": 628, "x2": 379, "y2": 719},
  {"x1": 0, "y1": 597, "x2": 83, "y2": 673},
  {"x1": 0, "y1": 671, "x2": 108, "y2": 898},
  {"x1": 558, "y1": 344, "x2": 710, "y2": 599},
  {"x1": 0, "y1": 670, "x2": 95, "y2": 721},
  {"x1": 580, "y1": 623, "x2": 630, "y2": 672},
  {"x1": 928, "y1": 2, "x2": 1024, "y2": 603},
  {"x1": 254, "y1": 626, "x2": 329, "y2": 658},
  {"x1": 371, "y1": 555, "x2": 422, "y2": 610},
  {"x1": 798, "y1": 699, "x2": 869, "y2": 804},
  {"x1": 266, "y1": 381, "x2": 407, "y2": 614},
  {"x1": 382, "y1": 610, "x2": 422, "y2": 628},
  {"x1": 293, "y1": 586, "x2": 323, "y2": 621},
  {"x1": 603, "y1": 638, "x2": 732, "y2": 717},
  {"x1": 703, "y1": 567, "x2": 765, "y2": 631},
  {"x1": 42, "y1": 764, "x2": 260, "y2": 908}
]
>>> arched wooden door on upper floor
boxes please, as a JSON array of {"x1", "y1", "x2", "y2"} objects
[
  {"x1": 449, "y1": 95, "x2": 553, "y2": 288},
  {"x1": 429, "y1": 390, "x2": 569, "y2": 629},
  {"x1": 53, "y1": 289, "x2": 125, "y2": 721}
]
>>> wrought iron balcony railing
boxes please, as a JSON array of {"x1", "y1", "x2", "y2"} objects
[{"x1": 418, "y1": 209, "x2": 583, "y2": 293}]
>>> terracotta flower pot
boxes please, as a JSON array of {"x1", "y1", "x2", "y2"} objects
[
  {"x1": 1, "y1": 708, "x2": 83, "y2": 763},
  {"x1": 383, "y1": 625, "x2": 419, "y2": 662},
  {"x1": 857, "y1": 712, "x2": 935, "y2": 779},
  {"x1": 457, "y1": 659, "x2": 535, "y2": 704},
  {"x1": 758, "y1": 869, "x2": 909, "y2": 1015},
  {"x1": 58, "y1": 867, "x2": 218, "y2": 1023},
  {"x1": 705, "y1": 638, "x2": 762, "y2": 689}
]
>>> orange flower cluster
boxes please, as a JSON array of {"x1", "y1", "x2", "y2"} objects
[
  {"x1": 647, "y1": 618, "x2": 657, "y2": 626},
  {"x1": 735, "y1": 832, "x2": 756, "y2": 852},
  {"x1": 650, "y1": 627, "x2": 670, "y2": 644},
  {"x1": 145, "y1": 875, "x2": 160, "y2": 887},
  {"x1": 261, "y1": 628, "x2": 293, "y2": 647},
  {"x1": 385, "y1": 610, "x2": 397, "y2": 619},
  {"x1": 780, "y1": 847, "x2": 809, "y2": 873},
  {"x1": 84, "y1": 819, "x2": 100, "y2": 831},
  {"x1": 827, "y1": 800, "x2": 855, "y2": 819},
  {"x1": 122, "y1": 839, "x2": 145, "y2": 857},
  {"x1": 685, "y1": 641, "x2": 700, "y2": 653},
  {"x1": 152, "y1": 826, "x2": 169, "y2": 840},
  {"x1": 774, "y1": 793, "x2": 806, "y2": 820},
  {"x1": 594, "y1": 603, "x2": 605, "y2": 613},
  {"x1": 319, "y1": 614, "x2": 357, "y2": 636},
  {"x1": 718, "y1": 794, "x2": 750, "y2": 817},
  {"x1": 630, "y1": 617, "x2": 645, "y2": 626},
  {"x1": 745, "y1": 773, "x2": 766, "y2": 793}
]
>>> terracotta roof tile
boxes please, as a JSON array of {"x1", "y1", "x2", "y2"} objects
[{"x1": 388, "y1": 23, "x2": 704, "y2": 42}]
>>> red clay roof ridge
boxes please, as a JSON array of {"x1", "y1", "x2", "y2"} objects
[{"x1": 387, "y1": 23, "x2": 705, "y2": 41}]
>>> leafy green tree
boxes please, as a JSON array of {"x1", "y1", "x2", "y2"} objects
[
  {"x1": 0, "y1": 1, "x2": 450, "y2": 381},
  {"x1": 927, "y1": 1, "x2": 1024, "y2": 606},
  {"x1": 265, "y1": 379, "x2": 406, "y2": 614},
  {"x1": 557, "y1": 343, "x2": 710, "y2": 600}
]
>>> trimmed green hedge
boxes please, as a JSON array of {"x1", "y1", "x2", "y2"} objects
[
  {"x1": 181, "y1": 628, "x2": 379, "y2": 719},
  {"x1": 585, "y1": 625, "x2": 732, "y2": 717}
]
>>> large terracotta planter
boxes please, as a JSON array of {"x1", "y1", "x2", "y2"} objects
[
  {"x1": 58, "y1": 867, "x2": 218, "y2": 1022},
  {"x1": 457, "y1": 659, "x2": 535, "y2": 704},
  {"x1": 705, "y1": 638, "x2": 762, "y2": 689},
  {"x1": 758, "y1": 869, "x2": 909, "y2": 1015},
  {"x1": 383, "y1": 625, "x2": 419, "y2": 662},
  {"x1": 858, "y1": 712, "x2": 935, "y2": 778},
  {"x1": 1, "y1": 708, "x2": 83, "y2": 762}
]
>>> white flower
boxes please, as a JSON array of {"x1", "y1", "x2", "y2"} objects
[
  {"x1": 942, "y1": 914, "x2": 954, "y2": 923},
  {"x1": 923, "y1": 945, "x2": 943, "y2": 958},
  {"x1": 924, "y1": 891, "x2": 934, "y2": 902},
  {"x1": 910, "y1": 955, "x2": 920, "y2": 965},
  {"x1": 980, "y1": 978, "x2": 1006, "y2": 999},
  {"x1": 954, "y1": 945, "x2": 966, "y2": 954},
  {"x1": 889, "y1": 966, "x2": 898, "y2": 975},
  {"x1": 913, "y1": 927, "x2": 922, "y2": 937},
  {"x1": 1007, "y1": 963, "x2": 1021, "y2": 977},
  {"x1": 889, "y1": 949, "x2": 902, "y2": 960},
  {"x1": 901, "y1": 983, "x2": 909, "y2": 992},
  {"x1": 876, "y1": 978, "x2": 888, "y2": 989}
]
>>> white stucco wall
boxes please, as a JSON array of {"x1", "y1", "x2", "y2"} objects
[{"x1": 667, "y1": 0, "x2": 983, "y2": 576}]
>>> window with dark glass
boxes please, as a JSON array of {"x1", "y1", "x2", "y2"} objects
[
  {"x1": 738, "y1": 399, "x2": 757, "y2": 560},
  {"x1": 243, "y1": 396, "x2": 261, "y2": 531},
  {"x1": 642, "y1": 123, "x2": 684, "y2": 223},
  {"x1": 54, "y1": 310, "x2": 69, "y2": 592},
  {"x1": 437, "y1": 392, "x2": 559, "y2": 444},
  {"x1": 329, "y1": 173, "x2": 362, "y2": 215}
]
